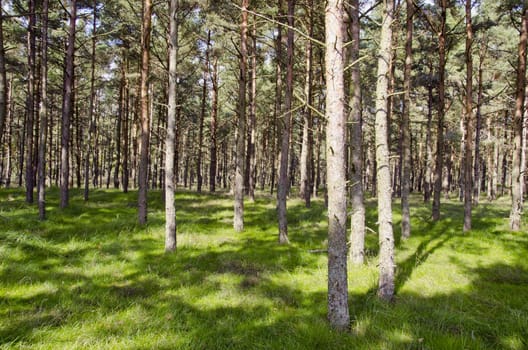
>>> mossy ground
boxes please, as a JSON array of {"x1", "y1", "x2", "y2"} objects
[{"x1": 0, "y1": 188, "x2": 527, "y2": 349}]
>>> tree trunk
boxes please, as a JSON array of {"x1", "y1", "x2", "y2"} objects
[
  {"x1": 138, "y1": 0, "x2": 152, "y2": 224},
  {"x1": 277, "y1": 0, "x2": 294, "y2": 244},
  {"x1": 25, "y1": 0, "x2": 36, "y2": 203},
  {"x1": 348, "y1": 0, "x2": 365, "y2": 265},
  {"x1": 37, "y1": 0, "x2": 49, "y2": 220},
  {"x1": 165, "y1": 0, "x2": 178, "y2": 252},
  {"x1": 197, "y1": 31, "x2": 210, "y2": 193},
  {"x1": 375, "y1": 0, "x2": 395, "y2": 302},
  {"x1": 0, "y1": 0, "x2": 6, "y2": 141},
  {"x1": 246, "y1": 21, "x2": 257, "y2": 201},
  {"x1": 510, "y1": 5, "x2": 527, "y2": 231},
  {"x1": 401, "y1": 0, "x2": 413, "y2": 239},
  {"x1": 299, "y1": 0, "x2": 313, "y2": 207},
  {"x1": 463, "y1": 0, "x2": 474, "y2": 232},
  {"x1": 60, "y1": 0, "x2": 76, "y2": 209},
  {"x1": 474, "y1": 42, "x2": 486, "y2": 205},
  {"x1": 432, "y1": 0, "x2": 447, "y2": 221},
  {"x1": 209, "y1": 55, "x2": 219, "y2": 193},
  {"x1": 325, "y1": 0, "x2": 350, "y2": 331},
  {"x1": 234, "y1": 0, "x2": 248, "y2": 232}
]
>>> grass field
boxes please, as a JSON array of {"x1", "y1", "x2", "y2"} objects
[{"x1": 0, "y1": 188, "x2": 527, "y2": 349}]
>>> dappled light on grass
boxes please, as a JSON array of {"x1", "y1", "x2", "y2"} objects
[{"x1": 0, "y1": 189, "x2": 527, "y2": 349}]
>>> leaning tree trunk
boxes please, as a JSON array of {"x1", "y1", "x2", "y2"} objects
[
  {"x1": 277, "y1": 0, "x2": 293, "y2": 244},
  {"x1": 432, "y1": 0, "x2": 447, "y2": 221},
  {"x1": 375, "y1": 0, "x2": 395, "y2": 302},
  {"x1": 463, "y1": 0, "x2": 474, "y2": 232},
  {"x1": 60, "y1": 0, "x2": 76, "y2": 209},
  {"x1": 138, "y1": 0, "x2": 152, "y2": 225},
  {"x1": 401, "y1": 0, "x2": 413, "y2": 239},
  {"x1": 165, "y1": 0, "x2": 178, "y2": 252},
  {"x1": 325, "y1": 0, "x2": 350, "y2": 331},
  {"x1": 37, "y1": 0, "x2": 49, "y2": 220},
  {"x1": 349, "y1": 0, "x2": 365, "y2": 265},
  {"x1": 510, "y1": 4, "x2": 527, "y2": 231},
  {"x1": 234, "y1": 0, "x2": 248, "y2": 232}
]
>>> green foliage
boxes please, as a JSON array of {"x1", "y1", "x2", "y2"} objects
[{"x1": 0, "y1": 189, "x2": 527, "y2": 349}]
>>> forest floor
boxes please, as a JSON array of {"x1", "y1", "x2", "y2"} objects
[{"x1": 0, "y1": 188, "x2": 527, "y2": 349}]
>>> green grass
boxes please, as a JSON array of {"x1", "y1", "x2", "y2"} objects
[{"x1": 0, "y1": 187, "x2": 527, "y2": 349}]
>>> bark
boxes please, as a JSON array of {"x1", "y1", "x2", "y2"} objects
[
  {"x1": 0, "y1": 0, "x2": 6, "y2": 140},
  {"x1": 197, "y1": 31, "x2": 210, "y2": 193},
  {"x1": 165, "y1": 0, "x2": 178, "y2": 252},
  {"x1": 25, "y1": 0, "x2": 36, "y2": 203},
  {"x1": 299, "y1": 0, "x2": 313, "y2": 207},
  {"x1": 463, "y1": 0, "x2": 473, "y2": 232},
  {"x1": 277, "y1": 0, "x2": 294, "y2": 244},
  {"x1": 37, "y1": 0, "x2": 49, "y2": 220},
  {"x1": 138, "y1": 0, "x2": 152, "y2": 225},
  {"x1": 246, "y1": 21, "x2": 257, "y2": 201},
  {"x1": 60, "y1": 0, "x2": 76, "y2": 209},
  {"x1": 209, "y1": 55, "x2": 218, "y2": 193},
  {"x1": 270, "y1": 7, "x2": 283, "y2": 196},
  {"x1": 348, "y1": 0, "x2": 365, "y2": 265},
  {"x1": 424, "y1": 59, "x2": 434, "y2": 203},
  {"x1": 325, "y1": 0, "x2": 350, "y2": 331},
  {"x1": 234, "y1": 0, "x2": 248, "y2": 232},
  {"x1": 474, "y1": 43, "x2": 486, "y2": 205},
  {"x1": 510, "y1": 5, "x2": 527, "y2": 231},
  {"x1": 401, "y1": 0, "x2": 413, "y2": 239},
  {"x1": 123, "y1": 51, "x2": 130, "y2": 193},
  {"x1": 375, "y1": 0, "x2": 395, "y2": 302},
  {"x1": 432, "y1": 0, "x2": 447, "y2": 221}
]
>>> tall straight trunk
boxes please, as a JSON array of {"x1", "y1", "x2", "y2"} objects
[
  {"x1": 510, "y1": 5, "x2": 527, "y2": 231},
  {"x1": 122, "y1": 51, "x2": 130, "y2": 193},
  {"x1": 325, "y1": 0, "x2": 350, "y2": 331},
  {"x1": 197, "y1": 31, "x2": 210, "y2": 193},
  {"x1": 432, "y1": 0, "x2": 447, "y2": 221},
  {"x1": 246, "y1": 21, "x2": 257, "y2": 201},
  {"x1": 271, "y1": 7, "x2": 283, "y2": 196},
  {"x1": 463, "y1": 0, "x2": 474, "y2": 232},
  {"x1": 114, "y1": 67, "x2": 124, "y2": 189},
  {"x1": 138, "y1": 0, "x2": 152, "y2": 224},
  {"x1": 84, "y1": 0, "x2": 97, "y2": 201},
  {"x1": 299, "y1": 0, "x2": 313, "y2": 207},
  {"x1": 37, "y1": 0, "x2": 49, "y2": 220},
  {"x1": 0, "y1": 0, "x2": 6, "y2": 140},
  {"x1": 209, "y1": 55, "x2": 219, "y2": 193},
  {"x1": 474, "y1": 43, "x2": 486, "y2": 205},
  {"x1": 349, "y1": 0, "x2": 365, "y2": 264},
  {"x1": 401, "y1": 0, "x2": 413, "y2": 239},
  {"x1": 424, "y1": 59, "x2": 434, "y2": 203},
  {"x1": 234, "y1": 0, "x2": 248, "y2": 232},
  {"x1": 277, "y1": 0, "x2": 294, "y2": 244},
  {"x1": 60, "y1": 0, "x2": 76, "y2": 208},
  {"x1": 522, "y1": 87, "x2": 528, "y2": 203},
  {"x1": 25, "y1": 0, "x2": 36, "y2": 203},
  {"x1": 375, "y1": 0, "x2": 395, "y2": 302},
  {"x1": 165, "y1": 0, "x2": 178, "y2": 252}
]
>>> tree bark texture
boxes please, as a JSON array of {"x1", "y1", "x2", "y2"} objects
[
  {"x1": 463, "y1": 0, "x2": 474, "y2": 232},
  {"x1": 375, "y1": 0, "x2": 395, "y2": 302},
  {"x1": 325, "y1": 0, "x2": 350, "y2": 331},
  {"x1": 138, "y1": 0, "x2": 152, "y2": 225}
]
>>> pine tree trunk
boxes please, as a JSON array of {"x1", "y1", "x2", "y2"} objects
[
  {"x1": 375, "y1": 0, "x2": 395, "y2": 302},
  {"x1": 197, "y1": 31, "x2": 210, "y2": 193},
  {"x1": 234, "y1": 0, "x2": 248, "y2": 232},
  {"x1": 325, "y1": 0, "x2": 350, "y2": 331},
  {"x1": 209, "y1": 55, "x2": 218, "y2": 193},
  {"x1": 299, "y1": 0, "x2": 313, "y2": 207},
  {"x1": 277, "y1": 0, "x2": 294, "y2": 244},
  {"x1": 474, "y1": 43, "x2": 486, "y2": 205},
  {"x1": 60, "y1": 0, "x2": 76, "y2": 209},
  {"x1": 138, "y1": 0, "x2": 152, "y2": 224},
  {"x1": 37, "y1": 0, "x2": 49, "y2": 220},
  {"x1": 165, "y1": 0, "x2": 178, "y2": 252},
  {"x1": 510, "y1": 5, "x2": 527, "y2": 231},
  {"x1": 247, "y1": 21, "x2": 257, "y2": 202},
  {"x1": 25, "y1": 0, "x2": 36, "y2": 203},
  {"x1": 432, "y1": 0, "x2": 447, "y2": 221},
  {"x1": 401, "y1": 0, "x2": 413, "y2": 239},
  {"x1": 348, "y1": 0, "x2": 365, "y2": 265},
  {"x1": 0, "y1": 0, "x2": 6, "y2": 141},
  {"x1": 463, "y1": 0, "x2": 474, "y2": 232}
]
